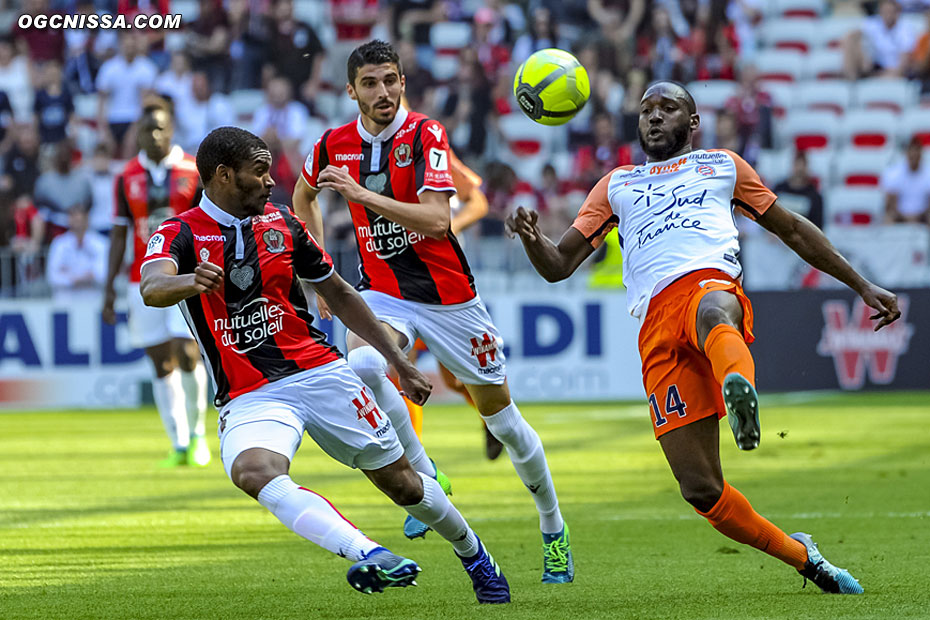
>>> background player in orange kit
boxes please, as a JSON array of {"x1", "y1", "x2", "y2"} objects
[
  {"x1": 292, "y1": 40, "x2": 572, "y2": 584},
  {"x1": 103, "y1": 98, "x2": 211, "y2": 468},
  {"x1": 507, "y1": 81, "x2": 901, "y2": 595}
]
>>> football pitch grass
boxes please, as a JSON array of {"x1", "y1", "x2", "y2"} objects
[{"x1": 1, "y1": 393, "x2": 928, "y2": 620}]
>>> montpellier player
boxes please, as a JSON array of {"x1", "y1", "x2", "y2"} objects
[
  {"x1": 139, "y1": 126, "x2": 511, "y2": 603},
  {"x1": 292, "y1": 40, "x2": 572, "y2": 584},
  {"x1": 103, "y1": 99, "x2": 211, "y2": 468},
  {"x1": 507, "y1": 81, "x2": 901, "y2": 594}
]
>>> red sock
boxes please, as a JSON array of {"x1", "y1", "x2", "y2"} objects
[
  {"x1": 703, "y1": 324, "x2": 755, "y2": 386},
  {"x1": 697, "y1": 482, "x2": 808, "y2": 569}
]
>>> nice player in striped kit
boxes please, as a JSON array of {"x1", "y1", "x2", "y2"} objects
[
  {"x1": 139, "y1": 127, "x2": 511, "y2": 603},
  {"x1": 508, "y1": 81, "x2": 902, "y2": 595},
  {"x1": 293, "y1": 40, "x2": 573, "y2": 585}
]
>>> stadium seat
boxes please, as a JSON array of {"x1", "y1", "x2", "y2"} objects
[
  {"x1": 497, "y1": 112, "x2": 556, "y2": 183},
  {"x1": 809, "y1": 15, "x2": 862, "y2": 49},
  {"x1": 805, "y1": 148, "x2": 834, "y2": 188},
  {"x1": 796, "y1": 80, "x2": 853, "y2": 116},
  {"x1": 73, "y1": 93, "x2": 98, "y2": 123},
  {"x1": 758, "y1": 81, "x2": 795, "y2": 118},
  {"x1": 758, "y1": 19, "x2": 817, "y2": 53},
  {"x1": 804, "y1": 49, "x2": 846, "y2": 80},
  {"x1": 900, "y1": 108, "x2": 930, "y2": 146},
  {"x1": 824, "y1": 187, "x2": 885, "y2": 225},
  {"x1": 832, "y1": 147, "x2": 894, "y2": 187},
  {"x1": 854, "y1": 77, "x2": 917, "y2": 114},
  {"x1": 755, "y1": 148, "x2": 792, "y2": 186},
  {"x1": 768, "y1": 0, "x2": 827, "y2": 19},
  {"x1": 754, "y1": 49, "x2": 805, "y2": 82},
  {"x1": 841, "y1": 109, "x2": 899, "y2": 149},
  {"x1": 429, "y1": 22, "x2": 472, "y2": 82},
  {"x1": 781, "y1": 110, "x2": 840, "y2": 151},
  {"x1": 229, "y1": 89, "x2": 266, "y2": 124},
  {"x1": 688, "y1": 80, "x2": 740, "y2": 111}
]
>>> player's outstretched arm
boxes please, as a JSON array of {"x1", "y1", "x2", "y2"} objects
[
  {"x1": 757, "y1": 201, "x2": 901, "y2": 330},
  {"x1": 312, "y1": 272, "x2": 432, "y2": 405},
  {"x1": 293, "y1": 176, "x2": 333, "y2": 320},
  {"x1": 506, "y1": 206, "x2": 596, "y2": 282},
  {"x1": 102, "y1": 224, "x2": 128, "y2": 325},
  {"x1": 140, "y1": 260, "x2": 224, "y2": 308}
]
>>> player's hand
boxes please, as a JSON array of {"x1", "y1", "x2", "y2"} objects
[
  {"x1": 395, "y1": 361, "x2": 432, "y2": 406},
  {"x1": 506, "y1": 206, "x2": 541, "y2": 242},
  {"x1": 193, "y1": 262, "x2": 224, "y2": 294},
  {"x1": 102, "y1": 288, "x2": 117, "y2": 325},
  {"x1": 315, "y1": 292, "x2": 333, "y2": 321},
  {"x1": 318, "y1": 165, "x2": 367, "y2": 203},
  {"x1": 859, "y1": 283, "x2": 901, "y2": 331}
]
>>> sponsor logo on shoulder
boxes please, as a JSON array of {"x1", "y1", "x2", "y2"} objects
[
  {"x1": 253, "y1": 211, "x2": 282, "y2": 224},
  {"x1": 691, "y1": 151, "x2": 730, "y2": 163},
  {"x1": 427, "y1": 123, "x2": 443, "y2": 143},
  {"x1": 395, "y1": 119, "x2": 419, "y2": 140},
  {"x1": 145, "y1": 233, "x2": 165, "y2": 257}
]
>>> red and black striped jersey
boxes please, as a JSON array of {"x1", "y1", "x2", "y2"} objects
[
  {"x1": 141, "y1": 195, "x2": 341, "y2": 406},
  {"x1": 302, "y1": 106, "x2": 476, "y2": 305},
  {"x1": 114, "y1": 146, "x2": 202, "y2": 283}
]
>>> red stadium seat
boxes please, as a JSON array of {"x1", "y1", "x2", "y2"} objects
[
  {"x1": 770, "y1": 0, "x2": 827, "y2": 18},
  {"x1": 824, "y1": 187, "x2": 884, "y2": 225},
  {"x1": 854, "y1": 78, "x2": 916, "y2": 114},
  {"x1": 758, "y1": 81, "x2": 795, "y2": 118},
  {"x1": 758, "y1": 19, "x2": 817, "y2": 53},
  {"x1": 754, "y1": 49, "x2": 805, "y2": 82},
  {"x1": 797, "y1": 80, "x2": 853, "y2": 116},
  {"x1": 842, "y1": 110, "x2": 899, "y2": 149},
  {"x1": 782, "y1": 110, "x2": 840, "y2": 151},
  {"x1": 833, "y1": 147, "x2": 894, "y2": 187},
  {"x1": 804, "y1": 49, "x2": 845, "y2": 80},
  {"x1": 900, "y1": 108, "x2": 930, "y2": 146},
  {"x1": 429, "y1": 22, "x2": 472, "y2": 81}
]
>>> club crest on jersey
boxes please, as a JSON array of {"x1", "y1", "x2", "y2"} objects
[
  {"x1": 199, "y1": 247, "x2": 210, "y2": 262},
  {"x1": 696, "y1": 165, "x2": 716, "y2": 177},
  {"x1": 393, "y1": 143, "x2": 413, "y2": 168},
  {"x1": 263, "y1": 228, "x2": 286, "y2": 254}
]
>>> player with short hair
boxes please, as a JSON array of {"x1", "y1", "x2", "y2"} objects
[
  {"x1": 138, "y1": 126, "x2": 511, "y2": 603},
  {"x1": 292, "y1": 40, "x2": 573, "y2": 584},
  {"x1": 507, "y1": 81, "x2": 901, "y2": 594},
  {"x1": 103, "y1": 98, "x2": 211, "y2": 468}
]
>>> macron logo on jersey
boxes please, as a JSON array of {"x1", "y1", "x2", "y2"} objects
[
  {"x1": 427, "y1": 124, "x2": 443, "y2": 143},
  {"x1": 335, "y1": 153, "x2": 363, "y2": 162}
]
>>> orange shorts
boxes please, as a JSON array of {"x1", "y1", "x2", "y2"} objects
[{"x1": 638, "y1": 269, "x2": 755, "y2": 439}]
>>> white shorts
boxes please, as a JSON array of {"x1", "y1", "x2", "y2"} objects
[
  {"x1": 359, "y1": 290, "x2": 507, "y2": 385},
  {"x1": 218, "y1": 359, "x2": 404, "y2": 478},
  {"x1": 128, "y1": 283, "x2": 194, "y2": 349}
]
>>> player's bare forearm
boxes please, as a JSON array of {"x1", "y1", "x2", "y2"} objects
[
  {"x1": 104, "y1": 225, "x2": 127, "y2": 292},
  {"x1": 507, "y1": 207, "x2": 594, "y2": 282},
  {"x1": 313, "y1": 274, "x2": 411, "y2": 371},
  {"x1": 355, "y1": 190, "x2": 450, "y2": 239},
  {"x1": 140, "y1": 260, "x2": 224, "y2": 307},
  {"x1": 293, "y1": 177, "x2": 325, "y2": 247}
]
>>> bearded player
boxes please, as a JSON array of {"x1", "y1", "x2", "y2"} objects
[
  {"x1": 292, "y1": 40, "x2": 572, "y2": 584},
  {"x1": 103, "y1": 99, "x2": 211, "y2": 468},
  {"x1": 507, "y1": 81, "x2": 901, "y2": 594}
]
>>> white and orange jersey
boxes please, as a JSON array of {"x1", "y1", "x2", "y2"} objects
[{"x1": 572, "y1": 149, "x2": 777, "y2": 319}]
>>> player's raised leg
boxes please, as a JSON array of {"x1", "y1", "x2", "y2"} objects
[
  {"x1": 468, "y1": 381, "x2": 572, "y2": 584},
  {"x1": 174, "y1": 338, "x2": 211, "y2": 466}
]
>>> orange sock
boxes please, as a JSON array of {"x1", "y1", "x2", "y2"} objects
[
  {"x1": 697, "y1": 482, "x2": 808, "y2": 569},
  {"x1": 389, "y1": 374, "x2": 424, "y2": 439},
  {"x1": 703, "y1": 324, "x2": 755, "y2": 386}
]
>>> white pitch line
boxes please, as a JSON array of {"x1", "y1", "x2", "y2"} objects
[{"x1": 470, "y1": 511, "x2": 930, "y2": 524}]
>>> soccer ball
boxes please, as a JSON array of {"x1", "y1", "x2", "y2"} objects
[{"x1": 513, "y1": 48, "x2": 590, "y2": 126}]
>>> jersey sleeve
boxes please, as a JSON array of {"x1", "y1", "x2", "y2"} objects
[
  {"x1": 723, "y1": 149, "x2": 778, "y2": 220},
  {"x1": 571, "y1": 169, "x2": 622, "y2": 249},
  {"x1": 140, "y1": 218, "x2": 194, "y2": 274},
  {"x1": 284, "y1": 210, "x2": 335, "y2": 282},
  {"x1": 415, "y1": 120, "x2": 455, "y2": 195},
  {"x1": 113, "y1": 174, "x2": 131, "y2": 226},
  {"x1": 301, "y1": 130, "x2": 330, "y2": 190}
]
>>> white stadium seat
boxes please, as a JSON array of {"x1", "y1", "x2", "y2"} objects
[
  {"x1": 796, "y1": 80, "x2": 854, "y2": 116},
  {"x1": 841, "y1": 109, "x2": 899, "y2": 149},
  {"x1": 832, "y1": 147, "x2": 894, "y2": 187},
  {"x1": 229, "y1": 89, "x2": 265, "y2": 123},
  {"x1": 854, "y1": 77, "x2": 917, "y2": 114},
  {"x1": 804, "y1": 49, "x2": 846, "y2": 80},
  {"x1": 754, "y1": 49, "x2": 805, "y2": 82},
  {"x1": 824, "y1": 187, "x2": 885, "y2": 225},
  {"x1": 769, "y1": 0, "x2": 827, "y2": 19},
  {"x1": 900, "y1": 108, "x2": 930, "y2": 146},
  {"x1": 781, "y1": 110, "x2": 841, "y2": 151},
  {"x1": 497, "y1": 112, "x2": 557, "y2": 183},
  {"x1": 758, "y1": 19, "x2": 818, "y2": 53},
  {"x1": 688, "y1": 80, "x2": 740, "y2": 111},
  {"x1": 758, "y1": 81, "x2": 795, "y2": 118},
  {"x1": 755, "y1": 148, "x2": 792, "y2": 186},
  {"x1": 429, "y1": 22, "x2": 472, "y2": 82},
  {"x1": 809, "y1": 16, "x2": 862, "y2": 49},
  {"x1": 805, "y1": 148, "x2": 835, "y2": 188}
]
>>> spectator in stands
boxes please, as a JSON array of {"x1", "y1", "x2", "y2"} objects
[
  {"x1": 174, "y1": 71, "x2": 234, "y2": 153},
  {"x1": 252, "y1": 76, "x2": 308, "y2": 153},
  {"x1": 845, "y1": 0, "x2": 917, "y2": 79},
  {"x1": 327, "y1": 0, "x2": 382, "y2": 86},
  {"x1": 7, "y1": 194, "x2": 45, "y2": 289},
  {"x1": 267, "y1": 0, "x2": 325, "y2": 95},
  {"x1": 34, "y1": 139, "x2": 93, "y2": 238},
  {"x1": 512, "y1": 7, "x2": 570, "y2": 64},
  {"x1": 536, "y1": 163, "x2": 575, "y2": 240},
  {"x1": 881, "y1": 136, "x2": 930, "y2": 223},
  {"x1": 712, "y1": 109, "x2": 743, "y2": 155},
  {"x1": 45, "y1": 205, "x2": 108, "y2": 302},
  {"x1": 63, "y1": 0, "x2": 101, "y2": 94},
  {"x1": 724, "y1": 63, "x2": 772, "y2": 159},
  {"x1": 86, "y1": 142, "x2": 117, "y2": 235},
  {"x1": 1, "y1": 124, "x2": 41, "y2": 200},
  {"x1": 438, "y1": 48, "x2": 493, "y2": 159},
  {"x1": 587, "y1": 0, "x2": 646, "y2": 47},
  {"x1": 0, "y1": 35, "x2": 32, "y2": 120},
  {"x1": 473, "y1": 6, "x2": 511, "y2": 81},
  {"x1": 186, "y1": 0, "x2": 231, "y2": 93},
  {"x1": 396, "y1": 39, "x2": 435, "y2": 114},
  {"x1": 33, "y1": 61, "x2": 74, "y2": 146},
  {"x1": 773, "y1": 151, "x2": 824, "y2": 230},
  {"x1": 389, "y1": 0, "x2": 443, "y2": 57},
  {"x1": 908, "y1": 8, "x2": 930, "y2": 92},
  {"x1": 0, "y1": 90, "x2": 13, "y2": 156},
  {"x1": 11, "y1": 0, "x2": 65, "y2": 64},
  {"x1": 227, "y1": 0, "x2": 269, "y2": 91},
  {"x1": 638, "y1": 6, "x2": 683, "y2": 81},
  {"x1": 96, "y1": 32, "x2": 157, "y2": 157},
  {"x1": 574, "y1": 111, "x2": 632, "y2": 189},
  {"x1": 154, "y1": 52, "x2": 194, "y2": 110}
]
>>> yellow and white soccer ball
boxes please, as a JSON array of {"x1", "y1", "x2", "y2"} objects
[{"x1": 513, "y1": 48, "x2": 590, "y2": 126}]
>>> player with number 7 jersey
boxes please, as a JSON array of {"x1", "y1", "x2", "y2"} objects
[{"x1": 293, "y1": 40, "x2": 573, "y2": 586}]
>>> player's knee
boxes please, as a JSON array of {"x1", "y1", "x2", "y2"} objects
[
  {"x1": 374, "y1": 468, "x2": 424, "y2": 506},
  {"x1": 232, "y1": 462, "x2": 286, "y2": 499},
  {"x1": 347, "y1": 346, "x2": 388, "y2": 385},
  {"x1": 679, "y1": 477, "x2": 724, "y2": 513}
]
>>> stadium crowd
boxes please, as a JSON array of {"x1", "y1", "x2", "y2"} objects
[{"x1": 1, "y1": 0, "x2": 930, "y2": 297}]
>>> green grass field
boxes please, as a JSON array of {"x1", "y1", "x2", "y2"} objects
[{"x1": 2, "y1": 393, "x2": 929, "y2": 619}]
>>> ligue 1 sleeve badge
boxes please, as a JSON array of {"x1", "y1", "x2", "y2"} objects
[
  {"x1": 393, "y1": 143, "x2": 413, "y2": 168},
  {"x1": 263, "y1": 228, "x2": 286, "y2": 253}
]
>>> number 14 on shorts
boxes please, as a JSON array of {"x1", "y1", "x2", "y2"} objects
[{"x1": 649, "y1": 385, "x2": 688, "y2": 428}]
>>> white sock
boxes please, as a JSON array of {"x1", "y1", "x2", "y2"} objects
[
  {"x1": 180, "y1": 365, "x2": 208, "y2": 438},
  {"x1": 151, "y1": 370, "x2": 190, "y2": 451},
  {"x1": 347, "y1": 346, "x2": 434, "y2": 477},
  {"x1": 403, "y1": 472, "x2": 479, "y2": 557},
  {"x1": 257, "y1": 475, "x2": 380, "y2": 561},
  {"x1": 482, "y1": 401, "x2": 564, "y2": 534}
]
